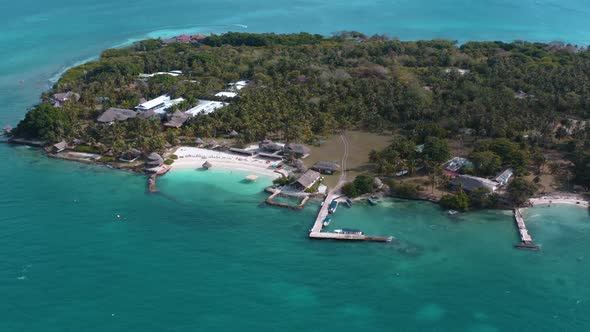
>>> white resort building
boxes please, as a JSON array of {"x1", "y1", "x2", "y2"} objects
[
  {"x1": 135, "y1": 95, "x2": 185, "y2": 115},
  {"x1": 214, "y1": 91, "x2": 238, "y2": 98},
  {"x1": 185, "y1": 100, "x2": 228, "y2": 117},
  {"x1": 228, "y1": 80, "x2": 248, "y2": 91}
]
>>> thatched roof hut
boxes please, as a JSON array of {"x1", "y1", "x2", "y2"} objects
[
  {"x1": 295, "y1": 170, "x2": 321, "y2": 190},
  {"x1": 229, "y1": 130, "x2": 239, "y2": 138},
  {"x1": 259, "y1": 139, "x2": 283, "y2": 152},
  {"x1": 312, "y1": 161, "x2": 340, "y2": 174},
  {"x1": 163, "y1": 110, "x2": 188, "y2": 128},
  {"x1": 97, "y1": 108, "x2": 137, "y2": 123},
  {"x1": 202, "y1": 161, "x2": 212, "y2": 169},
  {"x1": 52, "y1": 141, "x2": 67, "y2": 153},
  {"x1": 195, "y1": 138, "x2": 205, "y2": 145},
  {"x1": 120, "y1": 148, "x2": 141, "y2": 162},
  {"x1": 285, "y1": 143, "x2": 311, "y2": 158},
  {"x1": 207, "y1": 139, "x2": 217, "y2": 147},
  {"x1": 146, "y1": 152, "x2": 164, "y2": 167}
]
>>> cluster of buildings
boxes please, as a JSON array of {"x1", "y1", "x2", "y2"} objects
[
  {"x1": 442, "y1": 156, "x2": 514, "y2": 193},
  {"x1": 95, "y1": 79, "x2": 249, "y2": 127}
]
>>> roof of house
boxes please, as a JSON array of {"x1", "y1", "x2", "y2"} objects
[
  {"x1": 229, "y1": 130, "x2": 239, "y2": 137},
  {"x1": 53, "y1": 141, "x2": 67, "y2": 150},
  {"x1": 494, "y1": 168, "x2": 514, "y2": 183},
  {"x1": 176, "y1": 35, "x2": 191, "y2": 41},
  {"x1": 215, "y1": 91, "x2": 238, "y2": 98},
  {"x1": 296, "y1": 170, "x2": 321, "y2": 189},
  {"x1": 54, "y1": 91, "x2": 80, "y2": 102},
  {"x1": 444, "y1": 157, "x2": 473, "y2": 172},
  {"x1": 452, "y1": 175, "x2": 498, "y2": 192},
  {"x1": 285, "y1": 143, "x2": 311, "y2": 156},
  {"x1": 136, "y1": 95, "x2": 170, "y2": 110},
  {"x1": 97, "y1": 108, "x2": 137, "y2": 123},
  {"x1": 312, "y1": 161, "x2": 341, "y2": 172},
  {"x1": 163, "y1": 110, "x2": 189, "y2": 128},
  {"x1": 195, "y1": 138, "x2": 205, "y2": 145},
  {"x1": 185, "y1": 100, "x2": 228, "y2": 116}
]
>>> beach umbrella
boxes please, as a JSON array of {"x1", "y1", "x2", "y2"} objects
[{"x1": 202, "y1": 161, "x2": 212, "y2": 169}]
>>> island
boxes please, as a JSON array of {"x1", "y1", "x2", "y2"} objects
[{"x1": 4, "y1": 32, "x2": 589, "y2": 227}]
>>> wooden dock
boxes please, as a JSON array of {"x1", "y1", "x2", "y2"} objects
[
  {"x1": 308, "y1": 193, "x2": 393, "y2": 243},
  {"x1": 513, "y1": 208, "x2": 540, "y2": 250}
]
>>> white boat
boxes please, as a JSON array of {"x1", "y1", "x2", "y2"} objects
[{"x1": 448, "y1": 210, "x2": 458, "y2": 215}]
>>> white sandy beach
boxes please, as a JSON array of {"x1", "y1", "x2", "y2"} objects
[
  {"x1": 172, "y1": 147, "x2": 285, "y2": 179},
  {"x1": 529, "y1": 195, "x2": 589, "y2": 208}
]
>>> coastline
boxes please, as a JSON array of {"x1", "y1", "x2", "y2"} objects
[
  {"x1": 172, "y1": 147, "x2": 284, "y2": 179},
  {"x1": 528, "y1": 194, "x2": 589, "y2": 208}
]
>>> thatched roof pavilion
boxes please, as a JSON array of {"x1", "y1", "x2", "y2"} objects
[
  {"x1": 195, "y1": 137, "x2": 205, "y2": 146},
  {"x1": 97, "y1": 108, "x2": 137, "y2": 123},
  {"x1": 52, "y1": 141, "x2": 68, "y2": 153},
  {"x1": 295, "y1": 170, "x2": 321, "y2": 190},
  {"x1": 163, "y1": 110, "x2": 189, "y2": 128},
  {"x1": 207, "y1": 139, "x2": 217, "y2": 147},
  {"x1": 312, "y1": 161, "x2": 341, "y2": 174},
  {"x1": 229, "y1": 130, "x2": 239, "y2": 138},
  {"x1": 120, "y1": 148, "x2": 141, "y2": 162},
  {"x1": 202, "y1": 161, "x2": 212, "y2": 169},
  {"x1": 259, "y1": 139, "x2": 283, "y2": 152},
  {"x1": 146, "y1": 152, "x2": 164, "y2": 167}
]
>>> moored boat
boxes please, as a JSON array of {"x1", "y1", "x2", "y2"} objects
[
  {"x1": 448, "y1": 210, "x2": 458, "y2": 215},
  {"x1": 334, "y1": 228, "x2": 364, "y2": 235},
  {"x1": 345, "y1": 198, "x2": 353, "y2": 208},
  {"x1": 367, "y1": 196, "x2": 379, "y2": 205},
  {"x1": 323, "y1": 217, "x2": 332, "y2": 227},
  {"x1": 328, "y1": 199, "x2": 339, "y2": 214}
]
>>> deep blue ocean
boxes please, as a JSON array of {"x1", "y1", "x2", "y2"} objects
[{"x1": 1, "y1": 1, "x2": 590, "y2": 331}]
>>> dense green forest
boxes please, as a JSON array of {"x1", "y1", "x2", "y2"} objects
[{"x1": 11, "y1": 32, "x2": 590, "y2": 188}]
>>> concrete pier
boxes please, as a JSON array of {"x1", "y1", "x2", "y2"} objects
[
  {"x1": 308, "y1": 194, "x2": 393, "y2": 243},
  {"x1": 513, "y1": 208, "x2": 540, "y2": 250}
]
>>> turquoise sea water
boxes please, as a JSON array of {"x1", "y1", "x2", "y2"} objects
[{"x1": 1, "y1": 0, "x2": 590, "y2": 330}]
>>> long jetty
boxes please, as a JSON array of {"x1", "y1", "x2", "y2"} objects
[
  {"x1": 513, "y1": 208, "x2": 540, "y2": 250},
  {"x1": 308, "y1": 193, "x2": 393, "y2": 243}
]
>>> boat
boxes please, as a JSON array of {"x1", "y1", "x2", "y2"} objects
[
  {"x1": 345, "y1": 198, "x2": 353, "y2": 208},
  {"x1": 334, "y1": 228, "x2": 364, "y2": 235},
  {"x1": 328, "y1": 200, "x2": 339, "y2": 214},
  {"x1": 323, "y1": 217, "x2": 332, "y2": 227},
  {"x1": 367, "y1": 196, "x2": 379, "y2": 206},
  {"x1": 448, "y1": 210, "x2": 458, "y2": 215}
]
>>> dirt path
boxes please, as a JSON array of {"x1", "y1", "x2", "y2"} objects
[{"x1": 334, "y1": 132, "x2": 350, "y2": 192}]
